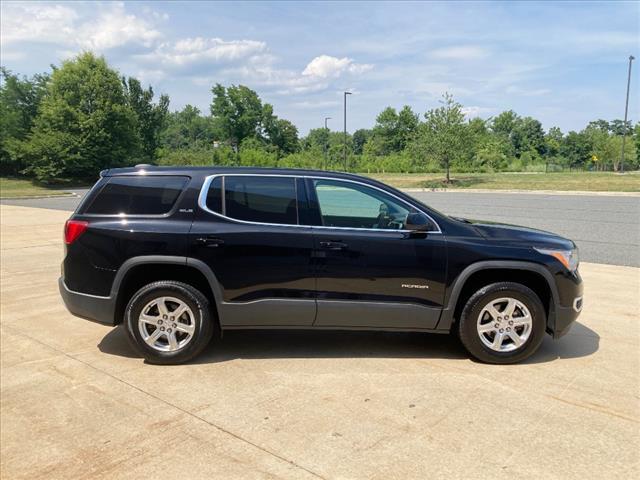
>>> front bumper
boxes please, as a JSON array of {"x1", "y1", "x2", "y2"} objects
[
  {"x1": 59, "y1": 277, "x2": 116, "y2": 325},
  {"x1": 549, "y1": 279, "x2": 584, "y2": 339},
  {"x1": 551, "y1": 302, "x2": 582, "y2": 338}
]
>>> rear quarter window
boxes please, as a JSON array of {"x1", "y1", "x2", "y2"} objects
[{"x1": 85, "y1": 176, "x2": 188, "y2": 215}]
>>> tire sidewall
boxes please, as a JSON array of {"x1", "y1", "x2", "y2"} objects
[
  {"x1": 459, "y1": 283, "x2": 546, "y2": 364},
  {"x1": 125, "y1": 282, "x2": 212, "y2": 364}
]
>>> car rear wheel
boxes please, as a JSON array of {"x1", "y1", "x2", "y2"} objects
[
  {"x1": 124, "y1": 281, "x2": 214, "y2": 364},
  {"x1": 458, "y1": 282, "x2": 546, "y2": 364}
]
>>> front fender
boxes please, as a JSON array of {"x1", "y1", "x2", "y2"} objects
[{"x1": 436, "y1": 260, "x2": 559, "y2": 331}]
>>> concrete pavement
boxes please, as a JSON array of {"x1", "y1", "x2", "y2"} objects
[{"x1": 1, "y1": 204, "x2": 639, "y2": 479}]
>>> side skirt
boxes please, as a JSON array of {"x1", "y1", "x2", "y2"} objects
[{"x1": 222, "y1": 325, "x2": 449, "y2": 333}]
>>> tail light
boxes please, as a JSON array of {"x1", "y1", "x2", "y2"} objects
[{"x1": 64, "y1": 220, "x2": 89, "y2": 245}]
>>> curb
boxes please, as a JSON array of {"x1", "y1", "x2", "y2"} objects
[
  {"x1": 401, "y1": 188, "x2": 640, "y2": 197},
  {"x1": 0, "y1": 192, "x2": 79, "y2": 200}
]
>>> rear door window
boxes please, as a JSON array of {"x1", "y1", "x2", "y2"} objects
[
  {"x1": 223, "y1": 176, "x2": 298, "y2": 225},
  {"x1": 85, "y1": 176, "x2": 188, "y2": 215}
]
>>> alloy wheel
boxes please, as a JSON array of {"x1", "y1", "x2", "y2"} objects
[
  {"x1": 138, "y1": 296, "x2": 196, "y2": 352},
  {"x1": 476, "y1": 297, "x2": 533, "y2": 352}
]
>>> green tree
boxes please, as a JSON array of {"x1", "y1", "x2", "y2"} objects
[
  {"x1": 210, "y1": 84, "x2": 264, "y2": 148},
  {"x1": 160, "y1": 105, "x2": 216, "y2": 150},
  {"x1": 516, "y1": 117, "x2": 545, "y2": 157},
  {"x1": 122, "y1": 77, "x2": 169, "y2": 161},
  {"x1": 607, "y1": 135, "x2": 636, "y2": 171},
  {"x1": 0, "y1": 68, "x2": 50, "y2": 174},
  {"x1": 262, "y1": 103, "x2": 299, "y2": 156},
  {"x1": 352, "y1": 128, "x2": 371, "y2": 155},
  {"x1": 301, "y1": 127, "x2": 330, "y2": 151},
  {"x1": 420, "y1": 93, "x2": 467, "y2": 182},
  {"x1": 545, "y1": 127, "x2": 563, "y2": 158},
  {"x1": 634, "y1": 123, "x2": 640, "y2": 166},
  {"x1": 491, "y1": 110, "x2": 519, "y2": 137},
  {"x1": 610, "y1": 119, "x2": 633, "y2": 136},
  {"x1": 560, "y1": 131, "x2": 591, "y2": 169},
  {"x1": 367, "y1": 105, "x2": 419, "y2": 155},
  {"x1": 587, "y1": 119, "x2": 610, "y2": 133},
  {"x1": 19, "y1": 52, "x2": 140, "y2": 181}
]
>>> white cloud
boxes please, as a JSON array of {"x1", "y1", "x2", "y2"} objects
[
  {"x1": 302, "y1": 55, "x2": 373, "y2": 78},
  {"x1": 1, "y1": 3, "x2": 79, "y2": 45},
  {"x1": 143, "y1": 37, "x2": 266, "y2": 67},
  {"x1": 461, "y1": 106, "x2": 496, "y2": 119},
  {"x1": 1, "y1": 2, "x2": 161, "y2": 51},
  {"x1": 77, "y1": 3, "x2": 161, "y2": 50},
  {"x1": 431, "y1": 46, "x2": 489, "y2": 60},
  {"x1": 217, "y1": 53, "x2": 372, "y2": 95}
]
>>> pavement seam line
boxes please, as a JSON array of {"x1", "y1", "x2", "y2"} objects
[{"x1": 2, "y1": 325, "x2": 328, "y2": 480}]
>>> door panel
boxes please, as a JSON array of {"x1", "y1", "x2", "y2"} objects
[
  {"x1": 190, "y1": 174, "x2": 316, "y2": 327},
  {"x1": 313, "y1": 229, "x2": 446, "y2": 328},
  {"x1": 308, "y1": 177, "x2": 447, "y2": 329},
  {"x1": 190, "y1": 220, "x2": 316, "y2": 326}
]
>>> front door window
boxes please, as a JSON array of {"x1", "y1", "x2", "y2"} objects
[{"x1": 313, "y1": 179, "x2": 426, "y2": 230}]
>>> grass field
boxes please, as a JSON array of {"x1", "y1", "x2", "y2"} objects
[
  {"x1": 367, "y1": 171, "x2": 640, "y2": 192},
  {"x1": 0, "y1": 177, "x2": 73, "y2": 198}
]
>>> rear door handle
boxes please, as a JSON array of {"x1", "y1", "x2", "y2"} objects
[
  {"x1": 195, "y1": 236, "x2": 225, "y2": 248},
  {"x1": 319, "y1": 241, "x2": 348, "y2": 251}
]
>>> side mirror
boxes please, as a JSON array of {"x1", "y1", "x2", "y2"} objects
[{"x1": 405, "y1": 212, "x2": 432, "y2": 232}]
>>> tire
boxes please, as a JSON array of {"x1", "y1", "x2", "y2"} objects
[
  {"x1": 458, "y1": 282, "x2": 546, "y2": 364},
  {"x1": 124, "y1": 281, "x2": 214, "y2": 365}
]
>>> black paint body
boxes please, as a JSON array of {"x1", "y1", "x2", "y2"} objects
[{"x1": 59, "y1": 167, "x2": 583, "y2": 338}]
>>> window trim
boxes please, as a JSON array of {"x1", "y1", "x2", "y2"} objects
[
  {"x1": 198, "y1": 174, "x2": 442, "y2": 234},
  {"x1": 81, "y1": 174, "x2": 191, "y2": 218}
]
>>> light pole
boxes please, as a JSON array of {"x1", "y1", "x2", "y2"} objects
[
  {"x1": 324, "y1": 117, "x2": 331, "y2": 170},
  {"x1": 343, "y1": 91, "x2": 352, "y2": 171},
  {"x1": 620, "y1": 55, "x2": 635, "y2": 174}
]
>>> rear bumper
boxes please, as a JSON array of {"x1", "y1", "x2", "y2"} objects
[{"x1": 58, "y1": 277, "x2": 116, "y2": 326}]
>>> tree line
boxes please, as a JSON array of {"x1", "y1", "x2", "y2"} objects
[{"x1": 1, "y1": 52, "x2": 638, "y2": 183}]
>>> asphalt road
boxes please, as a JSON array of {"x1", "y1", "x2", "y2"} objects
[
  {"x1": 2, "y1": 189, "x2": 638, "y2": 267},
  {"x1": 411, "y1": 191, "x2": 640, "y2": 267}
]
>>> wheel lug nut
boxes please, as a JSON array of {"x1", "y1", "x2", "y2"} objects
[
  {"x1": 163, "y1": 315, "x2": 168, "y2": 320},
  {"x1": 509, "y1": 321, "x2": 513, "y2": 326},
  {"x1": 506, "y1": 327, "x2": 511, "y2": 332},
  {"x1": 497, "y1": 317, "x2": 502, "y2": 321},
  {"x1": 494, "y1": 323, "x2": 500, "y2": 328},
  {"x1": 157, "y1": 320, "x2": 163, "y2": 325},
  {"x1": 167, "y1": 328, "x2": 172, "y2": 333},
  {"x1": 172, "y1": 323, "x2": 177, "y2": 328},
  {"x1": 170, "y1": 316, "x2": 174, "y2": 321},
  {"x1": 160, "y1": 326, "x2": 165, "y2": 331},
  {"x1": 499, "y1": 328, "x2": 504, "y2": 333}
]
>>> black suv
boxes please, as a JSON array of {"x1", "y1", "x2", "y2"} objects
[{"x1": 59, "y1": 167, "x2": 583, "y2": 364}]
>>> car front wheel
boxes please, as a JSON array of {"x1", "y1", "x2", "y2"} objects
[
  {"x1": 124, "y1": 281, "x2": 214, "y2": 364},
  {"x1": 458, "y1": 282, "x2": 546, "y2": 364}
]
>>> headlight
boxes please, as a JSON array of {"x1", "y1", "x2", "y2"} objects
[{"x1": 534, "y1": 247, "x2": 579, "y2": 271}]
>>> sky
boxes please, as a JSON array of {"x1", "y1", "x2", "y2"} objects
[{"x1": 1, "y1": 1, "x2": 638, "y2": 135}]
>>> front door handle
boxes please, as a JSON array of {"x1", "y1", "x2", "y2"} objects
[
  {"x1": 319, "y1": 241, "x2": 348, "y2": 251},
  {"x1": 195, "y1": 237, "x2": 225, "y2": 248}
]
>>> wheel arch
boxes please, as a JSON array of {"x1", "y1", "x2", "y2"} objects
[
  {"x1": 437, "y1": 261, "x2": 558, "y2": 331},
  {"x1": 111, "y1": 256, "x2": 223, "y2": 325}
]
